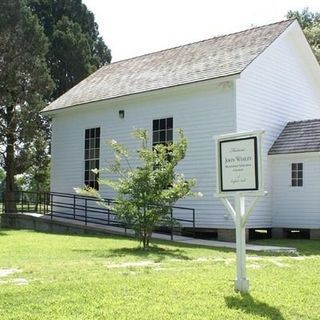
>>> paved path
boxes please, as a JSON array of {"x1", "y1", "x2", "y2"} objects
[{"x1": 20, "y1": 212, "x2": 297, "y2": 253}]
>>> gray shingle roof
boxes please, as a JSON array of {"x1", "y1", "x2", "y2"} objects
[
  {"x1": 269, "y1": 119, "x2": 320, "y2": 155},
  {"x1": 42, "y1": 19, "x2": 294, "y2": 113}
]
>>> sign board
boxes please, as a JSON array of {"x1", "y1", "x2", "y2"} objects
[
  {"x1": 214, "y1": 130, "x2": 265, "y2": 293},
  {"x1": 220, "y1": 137, "x2": 258, "y2": 192},
  {"x1": 215, "y1": 131, "x2": 264, "y2": 196}
]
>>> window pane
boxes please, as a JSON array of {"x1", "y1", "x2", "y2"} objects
[
  {"x1": 84, "y1": 171, "x2": 89, "y2": 181},
  {"x1": 298, "y1": 171, "x2": 303, "y2": 179},
  {"x1": 85, "y1": 139, "x2": 89, "y2": 149},
  {"x1": 167, "y1": 129, "x2": 173, "y2": 141},
  {"x1": 160, "y1": 130, "x2": 166, "y2": 142},
  {"x1": 298, "y1": 163, "x2": 303, "y2": 170},
  {"x1": 153, "y1": 131, "x2": 159, "y2": 143},
  {"x1": 95, "y1": 149, "x2": 100, "y2": 158},
  {"x1": 298, "y1": 179, "x2": 303, "y2": 187},
  {"x1": 160, "y1": 118, "x2": 166, "y2": 130},
  {"x1": 96, "y1": 127, "x2": 100, "y2": 137},
  {"x1": 292, "y1": 179, "x2": 297, "y2": 186},
  {"x1": 85, "y1": 150, "x2": 89, "y2": 160},
  {"x1": 292, "y1": 171, "x2": 297, "y2": 179},
  {"x1": 89, "y1": 181, "x2": 94, "y2": 188},
  {"x1": 95, "y1": 138, "x2": 100, "y2": 148},
  {"x1": 85, "y1": 129, "x2": 90, "y2": 139},
  {"x1": 153, "y1": 119, "x2": 159, "y2": 131},
  {"x1": 167, "y1": 117, "x2": 173, "y2": 129},
  {"x1": 89, "y1": 171, "x2": 95, "y2": 180},
  {"x1": 90, "y1": 129, "x2": 95, "y2": 138}
]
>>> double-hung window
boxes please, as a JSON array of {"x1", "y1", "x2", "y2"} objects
[
  {"x1": 152, "y1": 117, "x2": 173, "y2": 146},
  {"x1": 291, "y1": 163, "x2": 303, "y2": 187},
  {"x1": 84, "y1": 127, "x2": 100, "y2": 190}
]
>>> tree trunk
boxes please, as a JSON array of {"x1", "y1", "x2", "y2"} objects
[
  {"x1": 142, "y1": 230, "x2": 148, "y2": 250},
  {"x1": 4, "y1": 105, "x2": 17, "y2": 213},
  {"x1": 146, "y1": 230, "x2": 152, "y2": 248}
]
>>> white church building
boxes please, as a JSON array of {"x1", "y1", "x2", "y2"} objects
[{"x1": 42, "y1": 19, "x2": 320, "y2": 240}]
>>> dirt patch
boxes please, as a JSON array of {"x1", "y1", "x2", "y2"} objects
[
  {"x1": 106, "y1": 261, "x2": 160, "y2": 269},
  {"x1": 12, "y1": 278, "x2": 28, "y2": 286},
  {"x1": 247, "y1": 257, "x2": 263, "y2": 261},
  {"x1": 194, "y1": 257, "x2": 208, "y2": 262},
  {"x1": 291, "y1": 256, "x2": 305, "y2": 261},
  {"x1": 268, "y1": 258, "x2": 290, "y2": 268},
  {"x1": 0, "y1": 268, "x2": 21, "y2": 278},
  {"x1": 247, "y1": 263, "x2": 261, "y2": 269}
]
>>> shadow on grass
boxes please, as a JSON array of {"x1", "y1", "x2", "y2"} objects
[
  {"x1": 73, "y1": 245, "x2": 191, "y2": 261},
  {"x1": 225, "y1": 294, "x2": 284, "y2": 320}
]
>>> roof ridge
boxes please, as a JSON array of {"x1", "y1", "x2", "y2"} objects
[{"x1": 106, "y1": 18, "x2": 295, "y2": 67}]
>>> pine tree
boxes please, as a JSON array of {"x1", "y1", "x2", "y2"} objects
[{"x1": 0, "y1": 0, "x2": 53, "y2": 212}]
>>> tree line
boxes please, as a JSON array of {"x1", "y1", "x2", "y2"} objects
[{"x1": 0, "y1": 0, "x2": 111, "y2": 212}]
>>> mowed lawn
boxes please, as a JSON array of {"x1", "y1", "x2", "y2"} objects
[{"x1": 0, "y1": 230, "x2": 319, "y2": 320}]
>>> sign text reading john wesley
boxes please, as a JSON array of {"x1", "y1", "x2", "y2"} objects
[{"x1": 219, "y1": 137, "x2": 258, "y2": 192}]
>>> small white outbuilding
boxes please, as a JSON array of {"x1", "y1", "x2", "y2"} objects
[
  {"x1": 269, "y1": 119, "x2": 320, "y2": 239},
  {"x1": 42, "y1": 19, "x2": 320, "y2": 240}
]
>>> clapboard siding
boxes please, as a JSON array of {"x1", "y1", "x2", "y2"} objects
[
  {"x1": 271, "y1": 153, "x2": 320, "y2": 228},
  {"x1": 50, "y1": 21, "x2": 320, "y2": 230},
  {"x1": 51, "y1": 79, "x2": 236, "y2": 228},
  {"x1": 236, "y1": 22, "x2": 320, "y2": 228}
]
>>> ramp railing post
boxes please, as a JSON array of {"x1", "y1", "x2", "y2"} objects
[
  {"x1": 170, "y1": 207, "x2": 173, "y2": 241},
  {"x1": 21, "y1": 191, "x2": 24, "y2": 214},
  {"x1": 85, "y1": 199, "x2": 87, "y2": 226},
  {"x1": 50, "y1": 193, "x2": 53, "y2": 220},
  {"x1": 73, "y1": 195, "x2": 76, "y2": 219}
]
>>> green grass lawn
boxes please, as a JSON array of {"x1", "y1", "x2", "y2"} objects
[{"x1": 0, "y1": 230, "x2": 319, "y2": 320}]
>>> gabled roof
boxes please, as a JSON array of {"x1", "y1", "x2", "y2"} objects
[
  {"x1": 42, "y1": 19, "x2": 295, "y2": 113},
  {"x1": 269, "y1": 119, "x2": 320, "y2": 155}
]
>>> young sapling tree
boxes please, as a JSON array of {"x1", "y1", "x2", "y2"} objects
[{"x1": 76, "y1": 129, "x2": 200, "y2": 249}]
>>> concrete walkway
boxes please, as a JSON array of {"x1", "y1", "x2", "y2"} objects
[{"x1": 9, "y1": 212, "x2": 297, "y2": 253}]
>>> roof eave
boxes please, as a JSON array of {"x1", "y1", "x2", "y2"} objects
[
  {"x1": 269, "y1": 150, "x2": 320, "y2": 156},
  {"x1": 41, "y1": 73, "x2": 241, "y2": 116}
]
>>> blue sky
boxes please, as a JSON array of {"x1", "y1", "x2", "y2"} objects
[{"x1": 83, "y1": 0, "x2": 320, "y2": 62}]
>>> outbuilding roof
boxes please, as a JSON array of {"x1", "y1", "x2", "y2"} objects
[
  {"x1": 42, "y1": 19, "x2": 295, "y2": 113},
  {"x1": 269, "y1": 119, "x2": 320, "y2": 155}
]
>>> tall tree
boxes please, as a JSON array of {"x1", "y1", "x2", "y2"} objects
[
  {"x1": 0, "y1": 0, "x2": 53, "y2": 212},
  {"x1": 26, "y1": 1, "x2": 111, "y2": 194},
  {"x1": 28, "y1": 0, "x2": 112, "y2": 100},
  {"x1": 287, "y1": 8, "x2": 320, "y2": 63}
]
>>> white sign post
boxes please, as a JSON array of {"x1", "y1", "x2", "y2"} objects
[{"x1": 214, "y1": 131, "x2": 265, "y2": 293}]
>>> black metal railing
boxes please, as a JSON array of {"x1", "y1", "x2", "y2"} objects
[{"x1": 0, "y1": 191, "x2": 196, "y2": 239}]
